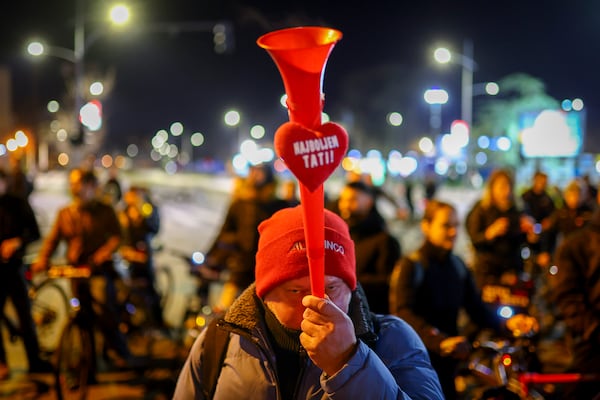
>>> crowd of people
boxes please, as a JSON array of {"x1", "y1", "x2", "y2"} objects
[
  {"x1": 0, "y1": 156, "x2": 164, "y2": 383},
  {"x1": 1, "y1": 154, "x2": 599, "y2": 399},
  {"x1": 183, "y1": 165, "x2": 599, "y2": 399}
]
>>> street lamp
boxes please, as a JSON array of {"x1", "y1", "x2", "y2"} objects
[
  {"x1": 26, "y1": 1, "x2": 131, "y2": 147},
  {"x1": 224, "y1": 109, "x2": 242, "y2": 156},
  {"x1": 424, "y1": 88, "x2": 449, "y2": 136},
  {"x1": 433, "y1": 40, "x2": 477, "y2": 128}
]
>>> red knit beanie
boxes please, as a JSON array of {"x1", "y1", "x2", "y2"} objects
[{"x1": 255, "y1": 205, "x2": 356, "y2": 298}]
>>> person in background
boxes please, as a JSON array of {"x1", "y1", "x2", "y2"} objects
[
  {"x1": 424, "y1": 175, "x2": 438, "y2": 204},
  {"x1": 32, "y1": 169, "x2": 131, "y2": 377},
  {"x1": 465, "y1": 168, "x2": 536, "y2": 289},
  {"x1": 520, "y1": 171, "x2": 557, "y2": 268},
  {"x1": 207, "y1": 163, "x2": 289, "y2": 311},
  {"x1": 0, "y1": 169, "x2": 52, "y2": 380},
  {"x1": 581, "y1": 173, "x2": 598, "y2": 210},
  {"x1": 279, "y1": 179, "x2": 300, "y2": 207},
  {"x1": 549, "y1": 188, "x2": 600, "y2": 400},
  {"x1": 335, "y1": 180, "x2": 401, "y2": 314},
  {"x1": 7, "y1": 156, "x2": 34, "y2": 200},
  {"x1": 173, "y1": 206, "x2": 444, "y2": 399},
  {"x1": 403, "y1": 178, "x2": 415, "y2": 221},
  {"x1": 103, "y1": 165, "x2": 123, "y2": 207},
  {"x1": 118, "y1": 186, "x2": 164, "y2": 328},
  {"x1": 389, "y1": 200, "x2": 506, "y2": 400},
  {"x1": 547, "y1": 178, "x2": 594, "y2": 249}
]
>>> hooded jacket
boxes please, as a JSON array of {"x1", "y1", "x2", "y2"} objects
[
  {"x1": 173, "y1": 284, "x2": 443, "y2": 399},
  {"x1": 0, "y1": 192, "x2": 40, "y2": 268}
]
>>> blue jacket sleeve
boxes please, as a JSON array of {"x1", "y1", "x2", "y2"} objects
[{"x1": 322, "y1": 315, "x2": 444, "y2": 399}]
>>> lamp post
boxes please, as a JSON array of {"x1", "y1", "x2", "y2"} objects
[
  {"x1": 27, "y1": 1, "x2": 130, "y2": 151},
  {"x1": 433, "y1": 39, "x2": 477, "y2": 129},
  {"x1": 224, "y1": 109, "x2": 242, "y2": 157},
  {"x1": 423, "y1": 88, "x2": 449, "y2": 136}
]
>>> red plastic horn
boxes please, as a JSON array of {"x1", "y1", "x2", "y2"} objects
[{"x1": 257, "y1": 27, "x2": 343, "y2": 298}]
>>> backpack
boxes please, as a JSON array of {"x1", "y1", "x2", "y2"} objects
[{"x1": 200, "y1": 317, "x2": 230, "y2": 399}]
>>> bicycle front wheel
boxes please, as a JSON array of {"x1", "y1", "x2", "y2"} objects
[
  {"x1": 54, "y1": 319, "x2": 93, "y2": 400},
  {"x1": 31, "y1": 280, "x2": 70, "y2": 353}
]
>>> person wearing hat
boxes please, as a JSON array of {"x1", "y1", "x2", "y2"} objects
[{"x1": 173, "y1": 205, "x2": 443, "y2": 399}]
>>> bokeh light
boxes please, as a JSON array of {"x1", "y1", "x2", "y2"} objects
[
  {"x1": 170, "y1": 122, "x2": 184, "y2": 136},
  {"x1": 127, "y1": 144, "x2": 139, "y2": 157},
  {"x1": 387, "y1": 112, "x2": 403, "y2": 126},
  {"x1": 47, "y1": 100, "x2": 60, "y2": 113},
  {"x1": 191, "y1": 132, "x2": 205, "y2": 146}
]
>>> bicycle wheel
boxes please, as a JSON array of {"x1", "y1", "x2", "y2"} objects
[
  {"x1": 54, "y1": 319, "x2": 93, "y2": 400},
  {"x1": 154, "y1": 265, "x2": 173, "y2": 309},
  {"x1": 31, "y1": 280, "x2": 70, "y2": 353}
]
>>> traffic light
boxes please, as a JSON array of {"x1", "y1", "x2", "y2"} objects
[{"x1": 213, "y1": 22, "x2": 234, "y2": 54}]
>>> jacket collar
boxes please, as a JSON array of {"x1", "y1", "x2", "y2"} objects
[{"x1": 223, "y1": 283, "x2": 377, "y2": 345}]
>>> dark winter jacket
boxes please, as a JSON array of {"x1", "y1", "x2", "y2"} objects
[
  {"x1": 521, "y1": 188, "x2": 557, "y2": 253},
  {"x1": 0, "y1": 193, "x2": 40, "y2": 268},
  {"x1": 389, "y1": 241, "x2": 500, "y2": 354},
  {"x1": 551, "y1": 209, "x2": 600, "y2": 345},
  {"x1": 548, "y1": 203, "x2": 594, "y2": 246},
  {"x1": 465, "y1": 200, "x2": 527, "y2": 285},
  {"x1": 349, "y1": 207, "x2": 401, "y2": 314},
  {"x1": 207, "y1": 196, "x2": 289, "y2": 287},
  {"x1": 37, "y1": 200, "x2": 121, "y2": 270}
]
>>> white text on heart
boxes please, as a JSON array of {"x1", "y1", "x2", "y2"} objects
[{"x1": 293, "y1": 135, "x2": 340, "y2": 168}]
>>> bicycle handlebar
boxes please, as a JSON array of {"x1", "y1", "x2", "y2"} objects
[
  {"x1": 47, "y1": 265, "x2": 92, "y2": 279},
  {"x1": 520, "y1": 372, "x2": 600, "y2": 384}
]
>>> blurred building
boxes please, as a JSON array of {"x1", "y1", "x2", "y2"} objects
[{"x1": 0, "y1": 67, "x2": 13, "y2": 139}]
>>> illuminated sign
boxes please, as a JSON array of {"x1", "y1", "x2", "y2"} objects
[{"x1": 519, "y1": 109, "x2": 584, "y2": 158}]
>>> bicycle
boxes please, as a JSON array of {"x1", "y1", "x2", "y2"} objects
[
  {"x1": 150, "y1": 246, "x2": 225, "y2": 350},
  {"x1": 457, "y1": 275, "x2": 599, "y2": 400},
  {"x1": 51, "y1": 263, "x2": 179, "y2": 400},
  {"x1": 1, "y1": 265, "x2": 70, "y2": 356},
  {"x1": 461, "y1": 329, "x2": 600, "y2": 399},
  {"x1": 113, "y1": 254, "x2": 174, "y2": 336},
  {"x1": 49, "y1": 265, "x2": 95, "y2": 400}
]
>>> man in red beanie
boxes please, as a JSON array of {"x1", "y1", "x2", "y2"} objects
[{"x1": 174, "y1": 205, "x2": 443, "y2": 399}]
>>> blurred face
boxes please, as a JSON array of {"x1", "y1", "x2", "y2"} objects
[
  {"x1": 69, "y1": 170, "x2": 97, "y2": 201},
  {"x1": 263, "y1": 275, "x2": 352, "y2": 330},
  {"x1": 564, "y1": 189, "x2": 581, "y2": 209},
  {"x1": 124, "y1": 189, "x2": 142, "y2": 207},
  {"x1": 532, "y1": 175, "x2": 547, "y2": 193},
  {"x1": 422, "y1": 207, "x2": 458, "y2": 250},
  {"x1": 337, "y1": 187, "x2": 373, "y2": 221},
  {"x1": 247, "y1": 166, "x2": 269, "y2": 189},
  {"x1": 491, "y1": 175, "x2": 512, "y2": 210},
  {"x1": 69, "y1": 170, "x2": 83, "y2": 198}
]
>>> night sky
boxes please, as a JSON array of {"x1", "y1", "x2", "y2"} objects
[{"x1": 1, "y1": 0, "x2": 599, "y2": 160}]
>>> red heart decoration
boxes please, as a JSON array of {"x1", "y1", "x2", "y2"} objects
[{"x1": 274, "y1": 121, "x2": 349, "y2": 192}]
